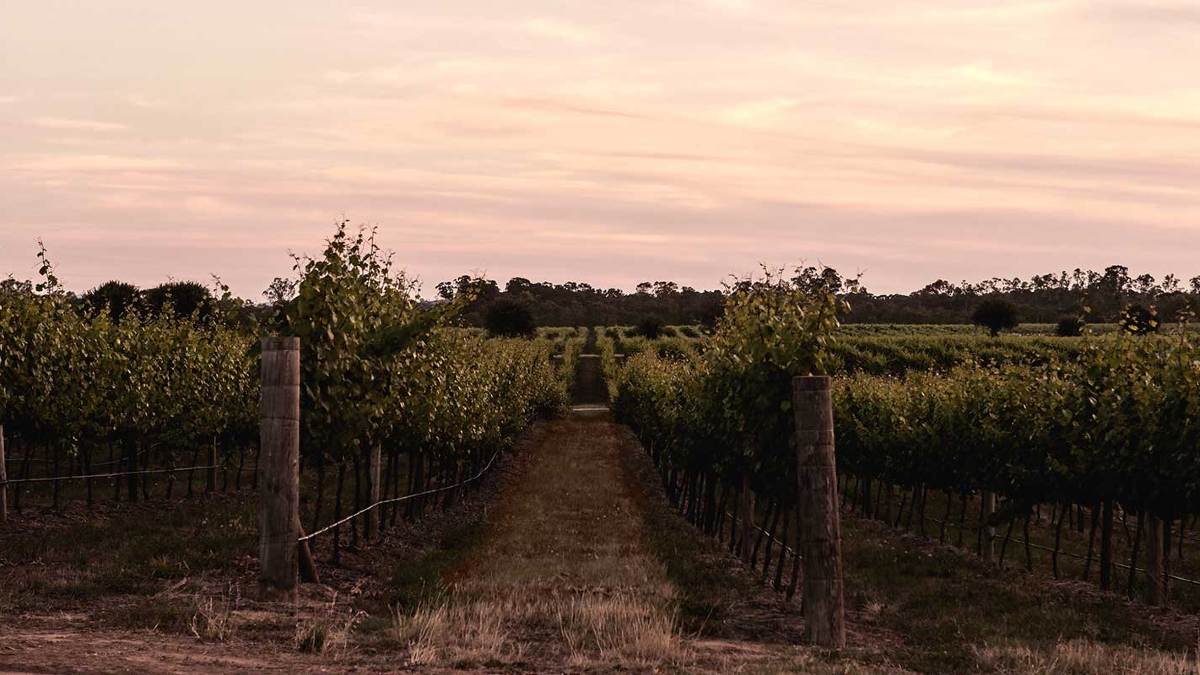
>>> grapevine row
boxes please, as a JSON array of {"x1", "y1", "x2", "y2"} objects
[{"x1": 0, "y1": 226, "x2": 568, "y2": 556}]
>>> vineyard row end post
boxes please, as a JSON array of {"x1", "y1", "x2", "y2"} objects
[
  {"x1": 366, "y1": 444, "x2": 382, "y2": 540},
  {"x1": 792, "y1": 375, "x2": 846, "y2": 649},
  {"x1": 259, "y1": 336, "x2": 301, "y2": 600}
]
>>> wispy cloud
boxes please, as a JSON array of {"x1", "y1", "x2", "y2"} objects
[
  {"x1": 1086, "y1": 1, "x2": 1200, "y2": 25},
  {"x1": 519, "y1": 17, "x2": 604, "y2": 43},
  {"x1": 30, "y1": 117, "x2": 127, "y2": 132},
  {"x1": 13, "y1": 154, "x2": 180, "y2": 171}
]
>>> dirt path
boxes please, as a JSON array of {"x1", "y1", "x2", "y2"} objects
[
  {"x1": 391, "y1": 411, "x2": 682, "y2": 670},
  {"x1": 391, "y1": 410, "x2": 855, "y2": 672}
]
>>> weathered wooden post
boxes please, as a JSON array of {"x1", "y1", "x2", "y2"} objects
[
  {"x1": 1144, "y1": 514, "x2": 1165, "y2": 605},
  {"x1": 366, "y1": 444, "x2": 382, "y2": 540},
  {"x1": 206, "y1": 437, "x2": 218, "y2": 493},
  {"x1": 792, "y1": 375, "x2": 846, "y2": 649},
  {"x1": 259, "y1": 336, "x2": 300, "y2": 600},
  {"x1": 1, "y1": 425, "x2": 8, "y2": 526}
]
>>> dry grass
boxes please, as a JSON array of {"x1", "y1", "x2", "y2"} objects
[
  {"x1": 388, "y1": 415, "x2": 693, "y2": 670},
  {"x1": 555, "y1": 593, "x2": 685, "y2": 668},
  {"x1": 392, "y1": 597, "x2": 518, "y2": 666},
  {"x1": 188, "y1": 587, "x2": 239, "y2": 642},
  {"x1": 974, "y1": 639, "x2": 1198, "y2": 674},
  {"x1": 294, "y1": 599, "x2": 362, "y2": 657},
  {"x1": 391, "y1": 591, "x2": 685, "y2": 669}
]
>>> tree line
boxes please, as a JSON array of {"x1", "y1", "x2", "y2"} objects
[
  {"x1": 21, "y1": 262, "x2": 1200, "y2": 330},
  {"x1": 434, "y1": 264, "x2": 1200, "y2": 329}
]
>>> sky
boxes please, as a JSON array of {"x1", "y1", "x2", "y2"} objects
[{"x1": 2, "y1": 1, "x2": 1199, "y2": 298}]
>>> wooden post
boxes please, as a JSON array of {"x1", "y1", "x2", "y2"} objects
[
  {"x1": 206, "y1": 437, "x2": 218, "y2": 493},
  {"x1": 982, "y1": 491, "x2": 996, "y2": 564},
  {"x1": 1, "y1": 425, "x2": 7, "y2": 526},
  {"x1": 792, "y1": 375, "x2": 846, "y2": 649},
  {"x1": 365, "y1": 444, "x2": 382, "y2": 540},
  {"x1": 1145, "y1": 514, "x2": 1165, "y2": 605},
  {"x1": 259, "y1": 336, "x2": 301, "y2": 600}
]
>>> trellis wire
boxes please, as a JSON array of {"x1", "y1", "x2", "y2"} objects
[
  {"x1": 299, "y1": 449, "x2": 501, "y2": 543},
  {"x1": 0, "y1": 464, "x2": 220, "y2": 487},
  {"x1": 917, "y1": 511, "x2": 1200, "y2": 588}
]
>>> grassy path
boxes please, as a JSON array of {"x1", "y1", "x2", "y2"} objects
[
  {"x1": 392, "y1": 411, "x2": 687, "y2": 669},
  {"x1": 392, "y1": 411, "x2": 853, "y2": 672}
]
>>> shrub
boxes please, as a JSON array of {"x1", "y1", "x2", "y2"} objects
[
  {"x1": 484, "y1": 299, "x2": 536, "y2": 338},
  {"x1": 971, "y1": 298, "x2": 1019, "y2": 336},
  {"x1": 1055, "y1": 316, "x2": 1086, "y2": 337},
  {"x1": 636, "y1": 317, "x2": 664, "y2": 339},
  {"x1": 140, "y1": 281, "x2": 215, "y2": 320},
  {"x1": 82, "y1": 280, "x2": 140, "y2": 322}
]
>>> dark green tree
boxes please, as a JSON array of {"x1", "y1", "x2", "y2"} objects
[
  {"x1": 140, "y1": 281, "x2": 214, "y2": 320},
  {"x1": 636, "y1": 316, "x2": 665, "y2": 339},
  {"x1": 81, "y1": 281, "x2": 140, "y2": 321},
  {"x1": 484, "y1": 298, "x2": 536, "y2": 338},
  {"x1": 971, "y1": 298, "x2": 1019, "y2": 336},
  {"x1": 1055, "y1": 315, "x2": 1086, "y2": 337}
]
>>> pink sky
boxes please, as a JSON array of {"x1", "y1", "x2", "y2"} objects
[{"x1": 2, "y1": 1, "x2": 1199, "y2": 297}]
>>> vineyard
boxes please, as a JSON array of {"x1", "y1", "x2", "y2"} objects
[
  {"x1": 0, "y1": 232, "x2": 566, "y2": 549},
  {"x1": 610, "y1": 305, "x2": 1200, "y2": 619},
  {"x1": 3, "y1": 245, "x2": 1200, "y2": 671}
]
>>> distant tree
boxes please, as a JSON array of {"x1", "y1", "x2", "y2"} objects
[
  {"x1": 971, "y1": 298, "x2": 1019, "y2": 336},
  {"x1": 263, "y1": 276, "x2": 298, "y2": 307},
  {"x1": 652, "y1": 281, "x2": 679, "y2": 297},
  {"x1": 505, "y1": 277, "x2": 533, "y2": 294},
  {"x1": 484, "y1": 298, "x2": 536, "y2": 338},
  {"x1": 636, "y1": 316, "x2": 665, "y2": 339},
  {"x1": 141, "y1": 281, "x2": 214, "y2": 319},
  {"x1": 697, "y1": 298, "x2": 724, "y2": 331},
  {"x1": 1055, "y1": 316, "x2": 1085, "y2": 337},
  {"x1": 82, "y1": 280, "x2": 140, "y2": 321},
  {"x1": 793, "y1": 265, "x2": 848, "y2": 294},
  {"x1": 1119, "y1": 304, "x2": 1159, "y2": 336}
]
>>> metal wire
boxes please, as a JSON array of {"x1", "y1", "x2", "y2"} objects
[
  {"x1": 725, "y1": 509, "x2": 798, "y2": 558},
  {"x1": 298, "y1": 449, "x2": 502, "y2": 543},
  {"x1": 0, "y1": 464, "x2": 219, "y2": 487},
  {"x1": 917, "y1": 511, "x2": 1200, "y2": 588},
  {"x1": 5, "y1": 447, "x2": 178, "y2": 467},
  {"x1": 728, "y1": 500, "x2": 1200, "y2": 589}
]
